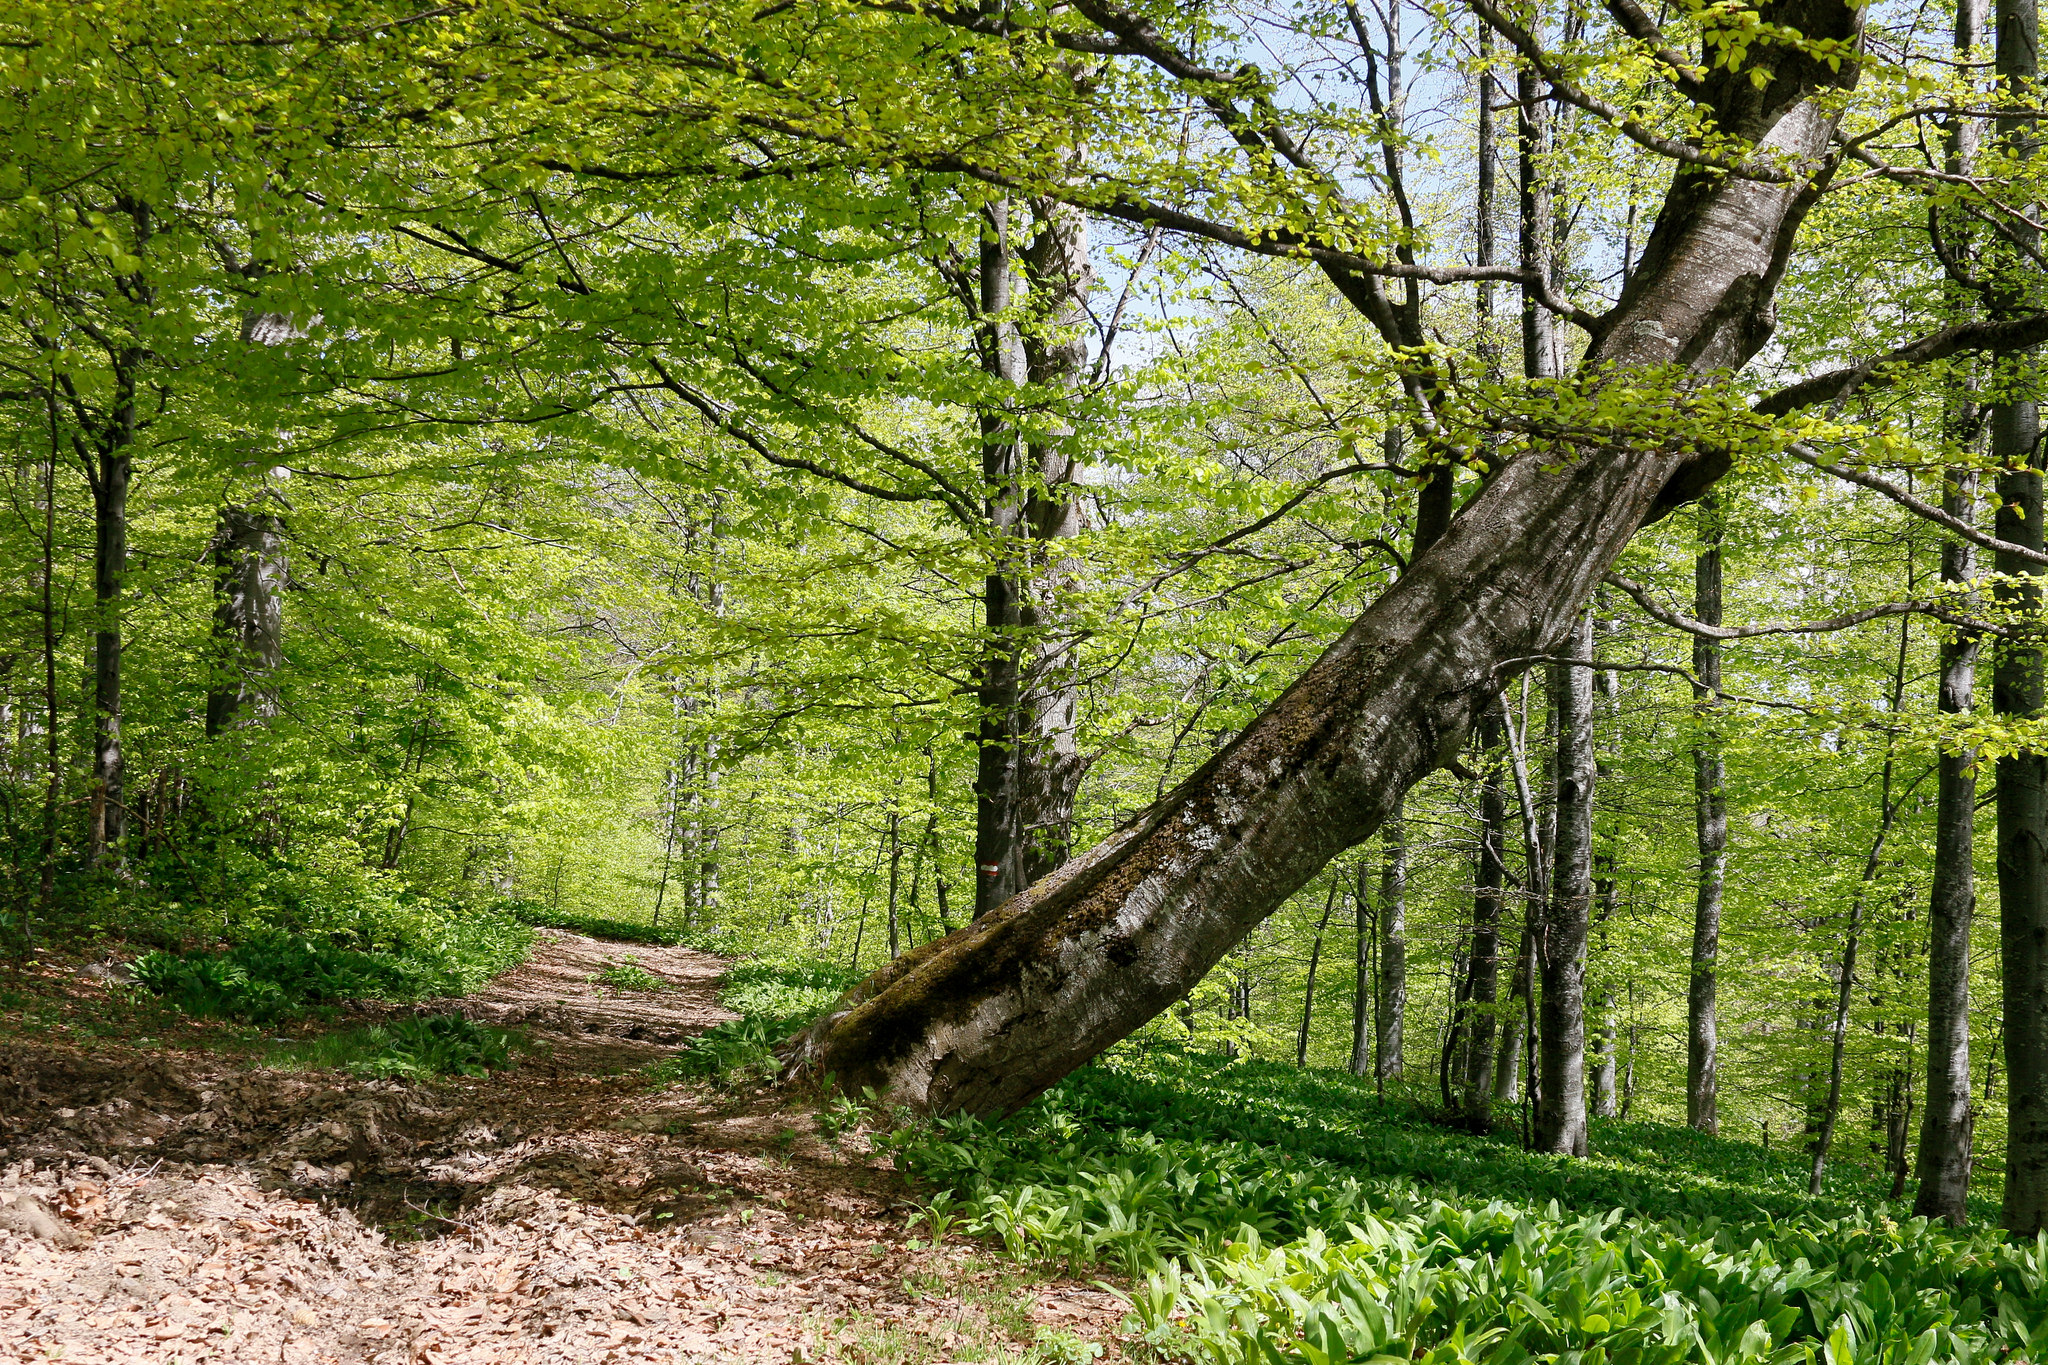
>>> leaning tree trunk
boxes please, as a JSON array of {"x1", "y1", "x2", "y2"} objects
[
  {"x1": 205, "y1": 500, "x2": 287, "y2": 737},
  {"x1": 1996, "y1": 0, "x2": 2048, "y2": 1237},
  {"x1": 1914, "y1": 0, "x2": 1988, "y2": 1225},
  {"x1": 789, "y1": 80, "x2": 1856, "y2": 1114},
  {"x1": 1689, "y1": 494, "x2": 1728, "y2": 1134},
  {"x1": 1536, "y1": 610, "x2": 1595, "y2": 1156}
]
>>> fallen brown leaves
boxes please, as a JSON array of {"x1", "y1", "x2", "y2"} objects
[{"x1": 0, "y1": 936, "x2": 1128, "y2": 1363}]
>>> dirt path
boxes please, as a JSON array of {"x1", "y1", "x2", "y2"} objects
[
  {"x1": 398, "y1": 931, "x2": 739, "y2": 1074},
  {"x1": 0, "y1": 935, "x2": 1124, "y2": 1364}
]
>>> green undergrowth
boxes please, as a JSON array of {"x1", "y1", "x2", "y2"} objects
[
  {"x1": 589, "y1": 955, "x2": 669, "y2": 992},
  {"x1": 507, "y1": 900, "x2": 738, "y2": 954},
  {"x1": 265, "y1": 1013, "x2": 530, "y2": 1079},
  {"x1": 131, "y1": 910, "x2": 531, "y2": 1024},
  {"x1": 880, "y1": 1050, "x2": 2031, "y2": 1364},
  {"x1": 646, "y1": 957, "x2": 860, "y2": 1089}
]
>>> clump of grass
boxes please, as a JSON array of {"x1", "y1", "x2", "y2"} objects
[
  {"x1": 646, "y1": 1015, "x2": 808, "y2": 1089},
  {"x1": 719, "y1": 959, "x2": 860, "y2": 1019},
  {"x1": 589, "y1": 956, "x2": 669, "y2": 993},
  {"x1": 268, "y1": 1014, "x2": 529, "y2": 1079},
  {"x1": 130, "y1": 915, "x2": 531, "y2": 1025}
]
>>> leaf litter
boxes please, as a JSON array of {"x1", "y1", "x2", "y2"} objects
[{"x1": 0, "y1": 934, "x2": 1123, "y2": 1362}]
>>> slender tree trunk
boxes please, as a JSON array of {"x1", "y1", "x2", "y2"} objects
[
  {"x1": 1297, "y1": 879, "x2": 1341, "y2": 1066},
  {"x1": 1016, "y1": 196, "x2": 1093, "y2": 881},
  {"x1": 1996, "y1": 0, "x2": 2048, "y2": 1236},
  {"x1": 1376, "y1": 805, "x2": 1407, "y2": 1081},
  {"x1": 1809, "y1": 903, "x2": 1863, "y2": 1196},
  {"x1": 790, "y1": 82, "x2": 1859, "y2": 1114},
  {"x1": 1517, "y1": 63, "x2": 1553, "y2": 390},
  {"x1": 1917, "y1": 483, "x2": 1982, "y2": 1221},
  {"x1": 1350, "y1": 859, "x2": 1374, "y2": 1078},
  {"x1": 1497, "y1": 679, "x2": 1546, "y2": 1102},
  {"x1": 1536, "y1": 611, "x2": 1595, "y2": 1155},
  {"x1": 85, "y1": 421, "x2": 132, "y2": 870},
  {"x1": 1689, "y1": 494, "x2": 1728, "y2": 1133},
  {"x1": 1475, "y1": 23, "x2": 1499, "y2": 385},
  {"x1": 1462, "y1": 703, "x2": 1508, "y2": 1121},
  {"x1": 205, "y1": 500, "x2": 287, "y2": 737},
  {"x1": 1915, "y1": 0, "x2": 1988, "y2": 1225},
  {"x1": 1590, "y1": 854, "x2": 1620, "y2": 1119},
  {"x1": 652, "y1": 768, "x2": 679, "y2": 929},
  {"x1": 973, "y1": 200, "x2": 1029, "y2": 915},
  {"x1": 1813, "y1": 614, "x2": 1913, "y2": 1195},
  {"x1": 887, "y1": 808, "x2": 905, "y2": 959},
  {"x1": 974, "y1": 197, "x2": 1094, "y2": 913},
  {"x1": 36, "y1": 412, "x2": 59, "y2": 927}
]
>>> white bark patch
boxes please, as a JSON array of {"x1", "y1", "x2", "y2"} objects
[{"x1": 1115, "y1": 874, "x2": 1170, "y2": 937}]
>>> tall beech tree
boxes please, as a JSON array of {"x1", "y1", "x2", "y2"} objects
[
  {"x1": 1690, "y1": 496, "x2": 1727, "y2": 1134},
  {"x1": 1537, "y1": 611, "x2": 1596, "y2": 1154},
  {"x1": 1915, "y1": 0, "x2": 1989, "y2": 1225},
  {"x1": 781, "y1": 0, "x2": 1886, "y2": 1111}
]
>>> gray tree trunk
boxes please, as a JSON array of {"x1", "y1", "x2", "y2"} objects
[
  {"x1": 85, "y1": 384, "x2": 137, "y2": 870},
  {"x1": 1689, "y1": 495, "x2": 1727, "y2": 1133},
  {"x1": 1350, "y1": 858, "x2": 1374, "y2": 1077},
  {"x1": 1496, "y1": 680, "x2": 1547, "y2": 1105},
  {"x1": 1537, "y1": 611, "x2": 1595, "y2": 1155},
  {"x1": 1462, "y1": 704, "x2": 1508, "y2": 1121},
  {"x1": 205, "y1": 502, "x2": 287, "y2": 737},
  {"x1": 1916, "y1": 0, "x2": 1986, "y2": 1208},
  {"x1": 789, "y1": 55, "x2": 1860, "y2": 1115},
  {"x1": 1297, "y1": 880, "x2": 1341, "y2": 1066},
  {"x1": 1996, "y1": 0, "x2": 2048, "y2": 1236},
  {"x1": 1916, "y1": 469, "x2": 1981, "y2": 1222},
  {"x1": 1376, "y1": 804, "x2": 1408, "y2": 1081},
  {"x1": 975, "y1": 198, "x2": 1092, "y2": 914}
]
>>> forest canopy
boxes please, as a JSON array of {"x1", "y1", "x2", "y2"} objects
[{"x1": 5, "y1": 0, "x2": 2048, "y2": 1236}]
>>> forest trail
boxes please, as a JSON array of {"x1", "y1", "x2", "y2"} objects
[
  {"x1": 0, "y1": 934, "x2": 1123, "y2": 1364},
  {"x1": 392, "y1": 931, "x2": 739, "y2": 1074}
]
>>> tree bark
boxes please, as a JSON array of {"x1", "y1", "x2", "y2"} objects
[
  {"x1": 1351, "y1": 858, "x2": 1374, "y2": 1077},
  {"x1": 789, "y1": 63, "x2": 1859, "y2": 1114},
  {"x1": 205, "y1": 500, "x2": 287, "y2": 737},
  {"x1": 84, "y1": 376, "x2": 137, "y2": 870},
  {"x1": 974, "y1": 197, "x2": 1093, "y2": 913},
  {"x1": 1496, "y1": 677, "x2": 1547, "y2": 1103},
  {"x1": 1813, "y1": 612, "x2": 1912, "y2": 1195},
  {"x1": 1462, "y1": 703, "x2": 1508, "y2": 1122},
  {"x1": 1536, "y1": 610, "x2": 1595, "y2": 1155},
  {"x1": 1914, "y1": 0, "x2": 1988, "y2": 1228},
  {"x1": 1689, "y1": 493, "x2": 1727, "y2": 1134},
  {"x1": 973, "y1": 199, "x2": 1031, "y2": 915},
  {"x1": 1375, "y1": 804, "x2": 1408, "y2": 1081},
  {"x1": 1297, "y1": 878, "x2": 1340, "y2": 1066},
  {"x1": 887, "y1": 807, "x2": 905, "y2": 958},
  {"x1": 1996, "y1": 0, "x2": 2048, "y2": 1236},
  {"x1": 1916, "y1": 473, "x2": 1982, "y2": 1222}
]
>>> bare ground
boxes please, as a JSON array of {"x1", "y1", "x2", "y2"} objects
[{"x1": 0, "y1": 934, "x2": 1125, "y2": 1364}]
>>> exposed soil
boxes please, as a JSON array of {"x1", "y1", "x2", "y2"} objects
[
  {"x1": 0, "y1": 934, "x2": 1125, "y2": 1363},
  {"x1": 384, "y1": 932, "x2": 740, "y2": 1075}
]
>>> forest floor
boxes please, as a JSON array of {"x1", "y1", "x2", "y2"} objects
[{"x1": 0, "y1": 933, "x2": 1126, "y2": 1364}]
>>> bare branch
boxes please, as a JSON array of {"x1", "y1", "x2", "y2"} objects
[{"x1": 1604, "y1": 571, "x2": 1995, "y2": 638}]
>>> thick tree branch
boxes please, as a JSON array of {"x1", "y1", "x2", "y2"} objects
[{"x1": 1754, "y1": 311, "x2": 2048, "y2": 414}]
